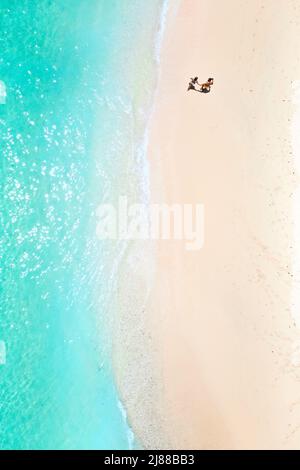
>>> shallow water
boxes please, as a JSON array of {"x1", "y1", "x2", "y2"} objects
[{"x1": 0, "y1": 0, "x2": 166, "y2": 449}]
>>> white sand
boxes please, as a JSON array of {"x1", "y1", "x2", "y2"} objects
[{"x1": 115, "y1": 0, "x2": 300, "y2": 449}]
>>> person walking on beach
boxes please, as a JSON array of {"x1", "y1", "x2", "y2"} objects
[{"x1": 187, "y1": 77, "x2": 214, "y2": 93}]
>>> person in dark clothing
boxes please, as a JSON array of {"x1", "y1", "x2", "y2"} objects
[{"x1": 187, "y1": 76, "x2": 199, "y2": 91}]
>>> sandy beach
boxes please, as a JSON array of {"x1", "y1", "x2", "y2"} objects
[{"x1": 115, "y1": 0, "x2": 300, "y2": 449}]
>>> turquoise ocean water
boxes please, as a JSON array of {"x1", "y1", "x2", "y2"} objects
[{"x1": 0, "y1": 0, "x2": 167, "y2": 449}]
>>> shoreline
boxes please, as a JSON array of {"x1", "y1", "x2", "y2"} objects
[{"x1": 112, "y1": 0, "x2": 177, "y2": 450}]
